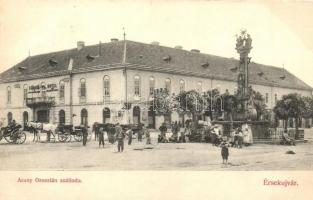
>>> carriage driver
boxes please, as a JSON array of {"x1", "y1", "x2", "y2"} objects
[{"x1": 9, "y1": 120, "x2": 19, "y2": 143}]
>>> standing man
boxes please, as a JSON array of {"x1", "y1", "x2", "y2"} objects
[
  {"x1": 115, "y1": 123, "x2": 125, "y2": 152},
  {"x1": 144, "y1": 126, "x2": 151, "y2": 145},
  {"x1": 137, "y1": 124, "x2": 143, "y2": 142},
  {"x1": 98, "y1": 126, "x2": 105, "y2": 148},
  {"x1": 126, "y1": 126, "x2": 133, "y2": 145},
  {"x1": 82, "y1": 124, "x2": 88, "y2": 146},
  {"x1": 159, "y1": 122, "x2": 167, "y2": 143},
  {"x1": 237, "y1": 127, "x2": 243, "y2": 149}
]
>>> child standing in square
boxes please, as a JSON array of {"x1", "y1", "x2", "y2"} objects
[{"x1": 221, "y1": 141, "x2": 229, "y2": 164}]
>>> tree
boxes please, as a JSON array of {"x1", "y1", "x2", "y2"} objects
[
  {"x1": 302, "y1": 96, "x2": 313, "y2": 120},
  {"x1": 152, "y1": 88, "x2": 173, "y2": 116},
  {"x1": 273, "y1": 93, "x2": 305, "y2": 139},
  {"x1": 204, "y1": 89, "x2": 222, "y2": 120},
  {"x1": 221, "y1": 91, "x2": 238, "y2": 130},
  {"x1": 175, "y1": 90, "x2": 206, "y2": 122}
]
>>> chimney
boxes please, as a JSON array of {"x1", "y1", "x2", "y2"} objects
[
  {"x1": 151, "y1": 41, "x2": 159, "y2": 45},
  {"x1": 111, "y1": 38, "x2": 119, "y2": 42},
  {"x1": 77, "y1": 41, "x2": 85, "y2": 50},
  {"x1": 174, "y1": 45, "x2": 183, "y2": 50},
  {"x1": 190, "y1": 49, "x2": 200, "y2": 53}
]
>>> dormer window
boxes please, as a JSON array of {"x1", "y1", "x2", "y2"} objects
[
  {"x1": 280, "y1": 75, "x2": 286, "y2": 80},
  {"x1": 86, "y1": 54, "x2": 96, "y2": 61},
  {"x1": 163, "y1": 56, "x2": 171, "y2": 63},
  {"x1": 18, "y1": 66, "x2": 26, "y2": 70},
  {"x1": 201, "y1": 62, "x2": 209, "y2": 68},
  {"x1": 49, "y1": 59, "x2": 58, "y2": 66},
  {"x1": 257, "y1": 72, "x2": 264, "y2": 76},
  {"x1": 230, "y1": 67, "x2": 237, "y2": 72}
]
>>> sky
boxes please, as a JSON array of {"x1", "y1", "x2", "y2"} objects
[{"x1": 0, "y1": 0, "x2": 313, "y2": 87}]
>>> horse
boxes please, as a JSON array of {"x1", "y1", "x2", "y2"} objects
[
  {"x1": 26, "y1": 122, "x2": 57, "y2": 142},
  {"x1": 27, "y1": 121, "x2": 41, "y2": 142}
]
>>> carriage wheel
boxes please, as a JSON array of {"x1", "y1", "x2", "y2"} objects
[
  {"x1": 16, "y1": 131, "x2": 26, "y2": 144},
  {"x1": 58, "y1": 132, "x2": 69, "y2": 142},
  {"x1": 74, "y1": 135, "x2": 82, "y2": 142},
  {"x1": 0, "y1": 130, "x2": 3, "y2": 141},
  {"x1": 66, "y1": 135, "x2": 72, "y2": 142},
  {"x1": 4, "y1": 134, "x2": 13, "y2": 143}
]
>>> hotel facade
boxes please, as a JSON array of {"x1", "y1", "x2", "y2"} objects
[{"x1": 0, "y1": 39, "x2": 312, "y2": 129}]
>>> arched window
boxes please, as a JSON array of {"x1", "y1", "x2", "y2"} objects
[
  {"x1": 165, "y1": 78, "x2": 171, "y2": 94},
  {"x1": 103, "y1": 107, "x2": 111, "y2": 123},
  {"x1": 7, "y1": 112, "x2": 12, "y2": 124},
  {"x1": 134, "y1": 75, "x2": 141, "y2": 96},
  {"x1": 81, "y1": 108, "x2": 88, "y2": 126},
  {"x1": 7, "y1": 86, "x2": 11, "y2": 104},
  {"x1": 59, "y1": 81, "x2": 65, "y2": 100},
  {"x1": 179, "y1": 79, "x2": 185, "y2": 93},
  {"x1": 59, "y1": 110, "x2": 65, "y2": 125},
  {"x1": 197, "y1": 81, "x2": 202, "y2": 92},
  {"x1": 103, "y1": 75, "x2": 110, "y2": 98},
  {"x1": 149, "y1": 76, "x2": 155, "y2": 95},
  {"x1": 23, "y1": 84, "x2": 28, "y2": 104},
  {"x1": 80, "y1": 78, "x2": 86, "y2": 98}
]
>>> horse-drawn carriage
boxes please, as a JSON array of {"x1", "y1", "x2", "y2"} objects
[
  {"x1": 0, "y1": 124, "x2": 27, "y2": 144},
  {"x1": 57, "y1": 124, "x2": 92, "y2": 142}
]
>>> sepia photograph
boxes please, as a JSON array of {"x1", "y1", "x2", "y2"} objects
[{"x1": 0, "y1": 0, "x2": 313, "y2": 199}]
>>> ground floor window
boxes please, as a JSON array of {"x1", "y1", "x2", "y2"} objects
[
  {"x1": 133, "y1": 106, "x2": 141, "y2": 124},
  {"x1": 59, "y1": 110, "x2": 65, "y2": 125},
  {"x1": 103, "y1": 107, "x2": 110, "y2": 123}
]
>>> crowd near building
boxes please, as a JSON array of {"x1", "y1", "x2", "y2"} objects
[{"x1": 0, "y1": 38, "x2": 312, "y2": 129}]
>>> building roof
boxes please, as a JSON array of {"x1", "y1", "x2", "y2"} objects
[{"x1": 0, "y1": 40, "x2": 311, "y2": 91}]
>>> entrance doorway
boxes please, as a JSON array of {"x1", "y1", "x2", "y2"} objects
[
  {"x1": 164, "y1": 113, "x2": 171, "y2": 126},
  {"x1": 7, "y1": 112, "x2": 13, "y2": 124},
  {"x1": 133, "y1": 106, "x2": 141, "y2": 124},
  {"x1": 23, "y1": 111, "x2": 29, "y2": 130},
  {"x1": 37, "y1": 110, "x2": 49, "y2": 123},
  {"x1": 81, "y1": 109, "x2": 88, "y2": 126},
  {"x1": 103, "y1": 107, "x2": 111, "y2": 123},
  {"x1": 148, "y1": 106, "x2": 155, "y2": 128}
]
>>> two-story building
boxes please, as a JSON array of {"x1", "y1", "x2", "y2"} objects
[{"x1": 0, "y1": 39, "x2": 312, "y2": 128}]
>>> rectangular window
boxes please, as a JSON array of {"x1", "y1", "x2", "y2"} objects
[
  {"x1": 23, "y1": 88, "x2": 27, "y2": 103},
  {"x1": 134, "y1": 76, "x2": 140, "y2": 96},
  {"x1": 7, "y1": 90, "x2": 11, "y2": 104},
  {"x1": 80, "y1": 83, "x2": 86, "y2": 97},
  {"x1": 149, "y1": 86, "x2": 154, "y2": 95},
  {"x1": 104, "y1": 84, "x2": 110, "y2": 96},
  {"x1": 274, "y1": 93, "x2": 277, "y2": 103},
  {"x1": 265, "y1": 93, "x2": 269, "y2": 103},
  {"x1": 60, "y1": 85, "x2": 65, "y2": 98}
]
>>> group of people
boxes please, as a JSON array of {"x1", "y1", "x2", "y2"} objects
[
  {"x1": 229, "y1": 125, "x2": 253, "y2": 148},
  {"x1": 93, "y1": 123, "x2": 152, "y2": 152}
]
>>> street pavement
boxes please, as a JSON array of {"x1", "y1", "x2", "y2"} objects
[{"x1": 0, "y1": 131, "x2": 313, "y2": 170}]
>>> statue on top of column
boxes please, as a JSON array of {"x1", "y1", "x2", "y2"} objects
[{"x1": 235, "y1": 29, "x2": 252, "y2": 54}]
